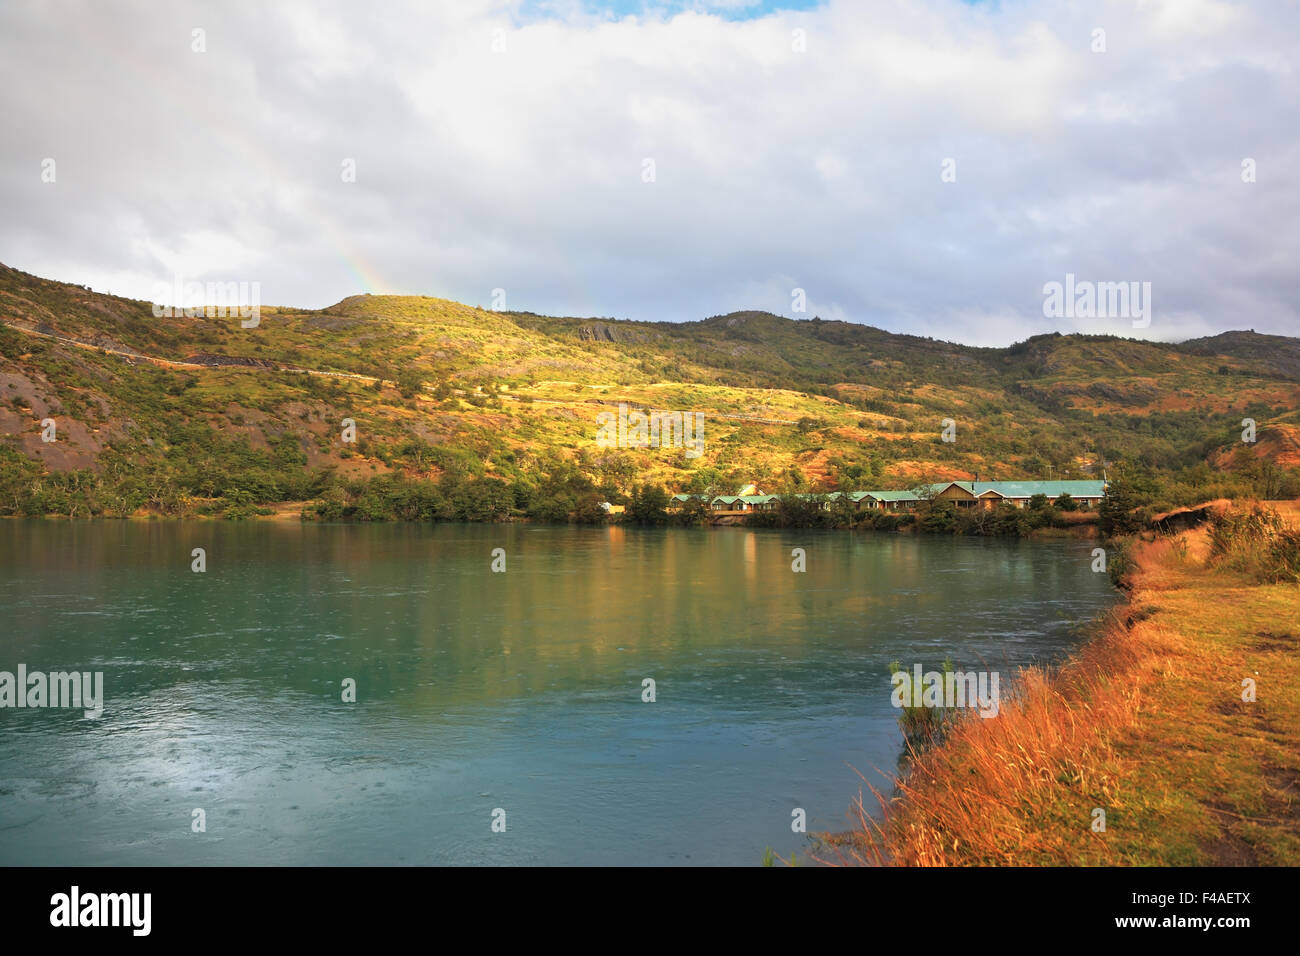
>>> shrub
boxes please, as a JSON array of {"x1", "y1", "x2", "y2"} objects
[
  {"x1": 395, "y1": 368, "x2": 424, "y2": 398},
  {"x1": 918, "y1": 500, "x2": 957, "y2": 534},
  {"x1": 988, "y1": 502, "x2": 1028, "y2": 536},
  {"x1": 670, "y1": 496, "x2": 709, "y2": 526},
  {"x1": 889, "y1": 658, "x2": 960, "y2": 748},
  {"x1": 1208, "y1": 505, "x2": 1300, "y2": 584},
  {"x1": 774, "y1": 495, "x2": 829, "y2": 527},
  {"x1": 868, "y1": 512, "x2": 907, "y2": 532},
  {"x1": 1105, "y1": 537, "x2": 1135, "y2": 589}
]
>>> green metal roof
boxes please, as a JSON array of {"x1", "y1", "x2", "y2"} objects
[
  {"x1": 917, "y1": 482, "x2": 963, "y2": 496},
  {"x1": 911, "y1": 480, "x2": 1107, "y2": 498},
  {"x1": 974, "y1": 480, "x2": 1107, "y2": 498},
  {"x1": 677, "y1": 481, "x2": 1106, "y2": 504}
]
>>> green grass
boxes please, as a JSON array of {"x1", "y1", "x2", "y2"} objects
[
  {"x1": 2, "y1": 261, "x2": 1299, "y2": 519},
  {"x1": 823, "y1": 512, "x2": 1300, "y2": 866}
]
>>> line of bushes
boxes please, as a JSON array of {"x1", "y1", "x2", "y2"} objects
[{"x1": 739, "y1": 494, "x2": 1085, "y2": 536}]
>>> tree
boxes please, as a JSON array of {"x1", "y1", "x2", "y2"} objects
[
  {"x1": 775, "y1": 494, "x2": 828, "y2": 527},
  {"x1": 672, "y1": 495, "x2": 709, "y2": 526},
  {"x1": 1098, "y1": 478, "x2": 1143, "y2": 537},
  {"x1": 830, "y1": 493, "x2": 858, "y2": 526},
  {"x1": 775, "y1": 467, "x2": 809, "y2": 495},
  {"x1": 626, "y1": 484, "x2": 670, "y2": 524},
  {"x1": 910, "y1": 472, "x2": 948, "y2": 504},
  {"x1": 572, "y1": 490, "x2": 608, "y2": 524}
]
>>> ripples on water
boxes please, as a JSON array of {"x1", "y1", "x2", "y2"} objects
[{"x1": 0, "y1": 521, "x2": 1117, "y2": 865}]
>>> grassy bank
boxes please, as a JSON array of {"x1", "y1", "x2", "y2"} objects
[{"x1": 819, "y1": 500, "x2": 1300, "y2": 866}]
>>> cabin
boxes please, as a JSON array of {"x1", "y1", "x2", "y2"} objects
[
  {"x1": 976, "y1": 480, "x2": 1106, "y2": 510},
  {"x1": 932, "y1": 481, "x2": 981, "y2": 508},
  {"x1": 669, "y1": 493, "x2": 707, "y2": 510},
  {"x1": 698, "y1": 484, "x2": 777, "y2": 514},
  {"x1": 925, "y1": 480, "x2": 1108, "y2": 510},
  {"x1": 668, "y1": 479, "x2": 1106, "y2": 518},
  {"x1": 864, "y1": 490, "x2": 921, "y2": 511}
]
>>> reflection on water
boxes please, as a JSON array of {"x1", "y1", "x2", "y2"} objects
[{"x1": 0, "y1": 521, "x2": 1117, "y2": 865}]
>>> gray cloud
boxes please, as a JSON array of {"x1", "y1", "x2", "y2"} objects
[{"x1": 1, "y1": 0, "x2": 1296, "y2": 345}]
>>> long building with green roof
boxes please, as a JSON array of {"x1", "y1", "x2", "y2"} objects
[{"x1": 674, "y1": 480, "x2": 1107, "y2": 515}]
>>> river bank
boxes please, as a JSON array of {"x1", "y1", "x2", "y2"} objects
[
  {"x1": 819, "y1": 499, "x2": 1300, "y2": 866},
  {"x1": 7, "y1": 498, "x2": 1103, "y2": 540}
]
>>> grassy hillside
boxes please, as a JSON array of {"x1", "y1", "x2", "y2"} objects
[
  {"x1": 1182, "y1": 330, "x2": 1300, "y2": 383},
  {"x1": 1, "y1": 261, "x2": 1297, "y2": 520}
]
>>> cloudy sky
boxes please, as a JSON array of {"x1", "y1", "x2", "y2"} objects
[{"x1": 2, "y1": 0, "x2": 1296, "y2": 346}]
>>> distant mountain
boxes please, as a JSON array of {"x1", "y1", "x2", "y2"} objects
[
  {"x1": 1, "y1": 261, "x2": 1297, "y2": 516},
  {"x1": 1181, "y1": 330, "x2": 1300, "y2": 383}
]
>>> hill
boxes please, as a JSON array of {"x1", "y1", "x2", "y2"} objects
[
  {"x1": 1, "y1": 262, "x2": 1297, "y2": 519},
  {"x1": 1182, "y1": 330, "x2": 1300, "y2": 383}
]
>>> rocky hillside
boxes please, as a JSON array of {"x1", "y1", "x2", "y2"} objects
[{"x1": 1, "y1": 262, "x2": 1297, "y2": 517}]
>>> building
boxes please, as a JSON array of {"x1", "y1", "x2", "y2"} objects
[
  {"x1": 707, "y1": 488, "x2": 778, "y2": 514},
  {"x1": 861, "y1": 490, "x2": 922, "y2": 511},
  {"x1": 670, "y1": 479, "x2": 1107, "y2": 517},
  {"x1": 929, "y1": 480, "x2": 1107, "y2": 510}
]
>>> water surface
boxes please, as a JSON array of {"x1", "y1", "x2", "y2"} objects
[{"x1": 0, "y1": 521, "x2": 1117, "y2": 865}]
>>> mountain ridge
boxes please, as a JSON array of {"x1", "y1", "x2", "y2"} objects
[{"x1": 1, "y1": 261, "x2": 1297, "y2": 518}]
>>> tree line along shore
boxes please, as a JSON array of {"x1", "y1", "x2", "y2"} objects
[{"x1": 3, "y1": 459, "x2": 1286, "y2": 547}]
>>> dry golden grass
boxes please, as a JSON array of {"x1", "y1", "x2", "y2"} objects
[
  {"x1": 1270, "y1": 498, "x2": 1300, "y2": 525},
  {"x1": 818, "y1": 505, "x2": 1300, "y2": 866}
]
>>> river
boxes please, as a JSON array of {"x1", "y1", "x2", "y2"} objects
[{"x1": 0, "y1": 520, "x2": 1117, "y2": 865}]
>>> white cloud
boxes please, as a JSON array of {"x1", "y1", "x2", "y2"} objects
[{"x1": 0, "y1": 0, "x2": 1295, "y2": 346}]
